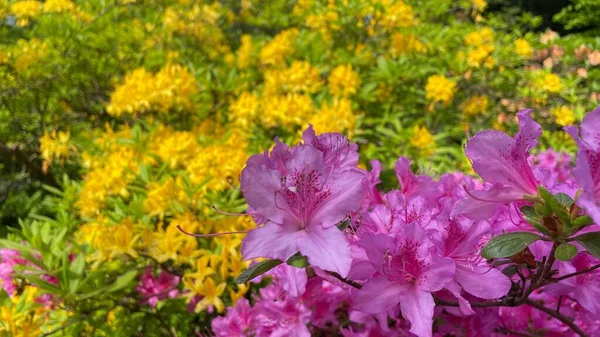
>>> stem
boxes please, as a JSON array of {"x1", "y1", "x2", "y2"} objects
[
  {"x1": 554, "y1": 263, "x2": 600, "y2": 282},
  {"x1": 325, "y1": 271, "x2": 363, "y2": 289},
  {"x1": 524, "y1": 299, "x2": 589, "y2": 337}
]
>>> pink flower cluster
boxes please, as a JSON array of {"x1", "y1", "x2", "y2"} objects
[
  {"x1": 136, "y1": 267, "x2": 180, "y2": 308},
  {"x1": 221, "y1": 107, "x2": 600, "y2": 337}
]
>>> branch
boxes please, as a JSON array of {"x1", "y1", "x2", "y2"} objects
[
  {"x1": 554, "y1": 263, "x2": 600, "y2": 282},
  {"x1": 524, "y1": 299, "x2": 589, "y2": 337},
  {"x1": 494, "y1": 327, "x2": 541, "y2": 337},
  {"x1": 325, "y1": 271, "x2": 363, "y2": 289}
]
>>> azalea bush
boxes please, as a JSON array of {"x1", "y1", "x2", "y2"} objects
[
  {"x1": 215, "y1": 108, "x2": 600, "y2": 337},
  {"x1": 2, "y1": 0, "x2": 600, "y2": 336}
]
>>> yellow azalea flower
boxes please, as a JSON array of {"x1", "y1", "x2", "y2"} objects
[
  {"x1": 229, "y1": 91, "x2": 260, "y2": 128},
  {"x1": 237, "y1": 34, "x2": 253, "y2": 69},
  {"x1": 39, "y1": 130, "x2": 74, "y2": 170},
  {"x1": 10, "y1": 1, "x2": 41, "y2": 26},
  {"x1": 259, "y1": 28, "x2": 299, "y2": 66},
  {"x1": 552, "y1": 106, "x2": 575, "y2": 126},
  {"x1": 534, "y1": 73, "x2": 563, "y2": 93},
  {"x1": 461, "y1": 95, "x2": 489, "y2": 116},
  {"x1": 380, "y1": 1, "x2": 415, "y2": 30},
  {"x1": 465, "y1": 28, "x2": 494, "y2": 46},
  {"x1": 264, "y1": 60, "x2": 323, "y2": 94},
  {"x1": 106, "y1": 64, "x2": 198, "y2": 117},
  {"x1": 230, "y1": 283, "x2": 249, "y2": 304},
  {"x1": 306, "y1": 98, "x2": 356, "y2": 135},
  {"x1": 184, "y1": 277, "x2": 226, "y2": 313},
  {"x1": 425, "y1": 75, "x2": 457, "y2": 105},
  {"x1": 13, "y1": 38, "x2": 47, "y2": 72},
  {"x1": 328, "y1": 64, "x2": 361, "y2": 97},
  {"x1": 515, "y1": 38, "x2": 533, "y2": 58},
  {"x1": 260, "y1": 93, "x2": 315, "y2": 128},
  {"x1": 43, "y1": 0, "x2": 76, "y2": 13},
  {"x1": 472, "y1": 0, "x2": 487, "y2": 11},
  {"x1": 185, "y1": 256, "x2": 216, "y2": 282},
  {"x1": 410, "y1": 125, "x2": 435, "y2": 156},
  {"x1": 389, "y1": 33, "x2": 426, "y2": 57}
]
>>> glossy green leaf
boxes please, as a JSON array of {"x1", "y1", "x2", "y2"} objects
[
  {"x1": 482, "y1": 232, "x2": 541, "y2": 259},
  {"x1": 235, "y1": 259, "x2": 283, "y2": 284}
]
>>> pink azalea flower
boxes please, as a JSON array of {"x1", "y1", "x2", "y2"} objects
[
  {"x1": 353, "y1": 223, "x2": 455, "y2": 337},
  {"x1": 565, "y1": 106, "x2": 600, "y2": 226},
  {"x1": 254, "y1": 285, "x2": 312, "y2": 337},
  {"x1": 395, "y1": 157, "x2": 440, "y2": 202},
  {"x1": 211, "y1": 298, "x2": 255, "y2": 337},
  {"x1": 268, "y1": 264, "x2": 307, "y2": 298},
  {"x1": 454, "y1": 109, "x2": 543, "y2": 220},
  {"x1": 241, "y1": 131, "x2": 365, "y2": 277},
  {"x1": 549, "y1": 253, "x2": 600, "y2": 315},
  {"x1": 136, "y1": 267, "x2": 180, "y2": 308}
]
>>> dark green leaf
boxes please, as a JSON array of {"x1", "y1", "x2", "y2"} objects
[
  {"x1": 538, "y1": 187, "x2": 571, "y2": 226},
  {"x1": 554, "y1": 193, "x2": 573, "y2": 208},
  {"x1": 573, "y1": 232, "x2": 600, "y2": 257},
  {"x1": 235, "y1": 259, "x2": 283, "y2": 284},
  {"x1": 572, "y1": 215, "x2": 594, "y2": 228},
  {"x1": 108, "y1": 270, "x2": 138, "y2": 292},
  {"x1": 482, "y1": 232, "x2": 541, "y2": 259},
  {"x1": 286, "y1": 253, "x2": 309, "y2": 268},
  {"x1": 555, "y1": 243, "x2": 578, "y2": 261}
]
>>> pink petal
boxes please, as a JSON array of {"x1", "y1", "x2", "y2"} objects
[
  {"x1": 399, "y1": 286, "x2": 436, "y2": 337},
  {"x1": 310, "y1": 169, "x2": 365, "y2": 229},
  {"x1": 241, "y1": 164, "x2": 292, "y2": 225},
  {"x1": 353, "y1": 275, "x2": 404, "y2": 314},
  {"x1": 297, "y1": 224, "x2": 352, "y2": 277},
  {"x1": 418, "y1": 254, "x2": 455, "y2": 293},
  {"x1": 241, "y1": 222, "x2": 302, "y2": 261},
  {"x1": 456, "y1": 264, "x2": 511, "y2": 299}
]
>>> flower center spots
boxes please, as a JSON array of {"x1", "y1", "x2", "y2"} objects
[
  {"x1": 382, "y1": 240, "x2": 425, "y2": 284},
  {"x1": 281, "y1": 168, "x2": 332, "y2": 228}
]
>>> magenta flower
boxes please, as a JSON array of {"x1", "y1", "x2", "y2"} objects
[
  {"x1": 434, "y1": 214, "x2": 511, "y2": 300},
  {"x1": 241, "y1": 132, "x2": 365, "y2": 277},
  {"x1": 551, "y1": 253, "x2": 600, "y2": 315},
  {"x1": 395, "y1": 157, "x2": 439, "y2": 202},
  {"x1": 353, "y1": 223, "x2": 455, "y2": 337},
  {"x1": 254, "y1": 285, "x2": 312, "y2": 337},
  {"x1": 211, "y1": 298, "x2": 255, "y2": 337},
  {"x1": 136, "y1": 267, "x2": 180, "y2": 308},
  {"x1": 565, "y1": 106, "x2": 600, "y2": 226},
  {"x1": 0, "y1": 249, "x2": 23, "y2": 295},
  {"x1": 454, "y1": 109, "x2": 542, "y2": 220}
]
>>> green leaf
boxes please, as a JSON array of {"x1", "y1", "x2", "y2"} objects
[
  {"x1": 520, "y1": 206, "x2": 549, "y2": 235},
  {"x1": 572, "y1": 215, "x2": 594, "y2": 228},
  {"x1": 573, "y1": 232, "x2": 600, "y2": 257},
  {"x1": 286, "y1": 253, "x2": 309, "y2": 268},
  {"x1": 234, "y1": 259, "x2": 283, "y2": 284},
  {"x1": 108, "y1": 270, "x2": 138, "y2": 292},
  {"x1": 69, "y1": 255, "x2": 85, "y2": 276},
  {"x1": 554, "y1": 193, "x2": 573, "y2": 208},
  {"x1": 538, "y1": 187, "x2": 571, "y2": 226},
  {"x1": 482, "y1": 232, "x2": 542, "y2": 259},
  {"x1": 555, "y1": 243, "x2": 578, "y2": 261}
]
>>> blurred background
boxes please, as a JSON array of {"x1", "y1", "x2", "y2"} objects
[{"x1": 0, "y1": 0, "x2": 599, "y2": 335}]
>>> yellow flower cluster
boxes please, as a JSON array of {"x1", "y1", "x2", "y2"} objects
[
  {"x1": 307, "y1": 98, "x2": 356, "y2": 135},
  {"x1": 380, "y1": 1, "x2": 415, "y2": 30},
  {"x1": 410, "y1": 125, "x2": 435, "y2": 156},
  {"x1": 39, "y1": 130, "x2": 74, "y2": 170},
  {"x1": 106, "y1": 64, "x2": 198, "y2": 117},
  {"x1": 515, "y1": 38, "x2": 533, "y2": 58},
  {"x1": 305, "y1": 3, "x2": 340, "y2": 40},
  {"x1": 259, "y1": 29, "x2": 299, "y2": 66},
  {"x1": 261, "y1": 93, "x2": 315, "y2": 128},
  {"x1": 425, "y1": 75, "x2": 457, "y2": 106},
  {"x1": 13, "y1": 38, "x2": 48, "y2": 73},
  {"x1": 237, "y1": 35, "x2": 253, "y2": 69},
  {"x1": 263, "y1": 60, "x2": 323, "y2": 95},
  {"x1": 461, "y1": 95, "x2": 489, "y2": 116},
  {"x1": 389, "y1": 33, "x2": 427, "y2": 57},
  {"x1": 328, "y1": 65, "x2": 361, "y2": 97},
  {"x1": 163, "y1": 3, "x2": 230, "y2": 59},
  {"x1": 0, "y1": 287, "x2": 48, "y2": 337},
  {"x1": 10, "y1": 0, "x2": 41, "y2": 26},
  {"x1": 42, "y1": 0, "x2": 92, "y2": 21},
  {"x1": 465, "y1": 28, "x2": 495, "y2": 68},
  {"x1": 534, "y1": 72, "x2": 563, "y2": 93},
  {"x1": 552, "y1": 106, "x2": 575, "y2": 126}
]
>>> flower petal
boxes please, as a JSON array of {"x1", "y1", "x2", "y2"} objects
[
  {"x1": 241, "y1": 222, "x2": 301, "y2": 261},
  {"x1": 399, "y1": 287, "x2": 436, "y2": 337},
  {"x1": 456, "y1": 264, "x2": 511, "y2": 299},
  {"x1": 353, "y1": 275, "x2": 404, "y2": 314},
  {"x1": 298, "y1": 224, "x2": 352, "y2": 277}
]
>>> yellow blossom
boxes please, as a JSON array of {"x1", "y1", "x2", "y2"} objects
[
  {"x1": 229, "y1": 91, "x2": 260, "y2": 128},
  {"x1": 306, "y1": 98, "x2": 356, "y2": 135},
  {"x1": 534, "y1": 73, "x2": 563, "y2": 93},
  {"x1": 237, "y1": 34, "x2": 253, "y2": 69},
  {"x1": 39, "y1": 130, "x2": 74, "y2": 169},
  {"x1": 461, "y1": 95, "x2": 489, "y2": 116},
  {"x1": 184, "y1": 277, "x2": 227, "y2": 313},
  {"x1": 10, "y1": 1, "x2": 41, "y2": 26},
  {"x1": 389, "y1": 33, "x2": 426, "y2": 57},
  {"x1": 425, "y1": 75, "x2": 457, "y2": 105},
  {"x1": 552, "y1": 106, "x2": 575, "y2": 126},
  {"x1": 380, "y1": 1, "x2": 415, "y2": 30},
  {"x1": 107, "y1": 64, "x2": 198, "y2": 116},
  {"x1": 259, "y1": 28, "x2": 299, "y2": 66},
  {"x1": 465, "y1": 28, "x2": 494, "y2": 46},
  {"x1": 515, "y1": 38, "x2": 533, "y2": 58},
  {"x1": 328, "y1": 64, "x2": 361, "y2": 97},
  {"x1": 260, "y1": 93, "x2": 315, "y2": 128},
  {"x1": 43, "y1": 0, "x2": 76, "y2": 13},
  {"x1": 411, "y1": 125, "x2": 435, "y2": 155},
  {"x1": 13, "y1": 38, "x2": 47, "y2": 72}
]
